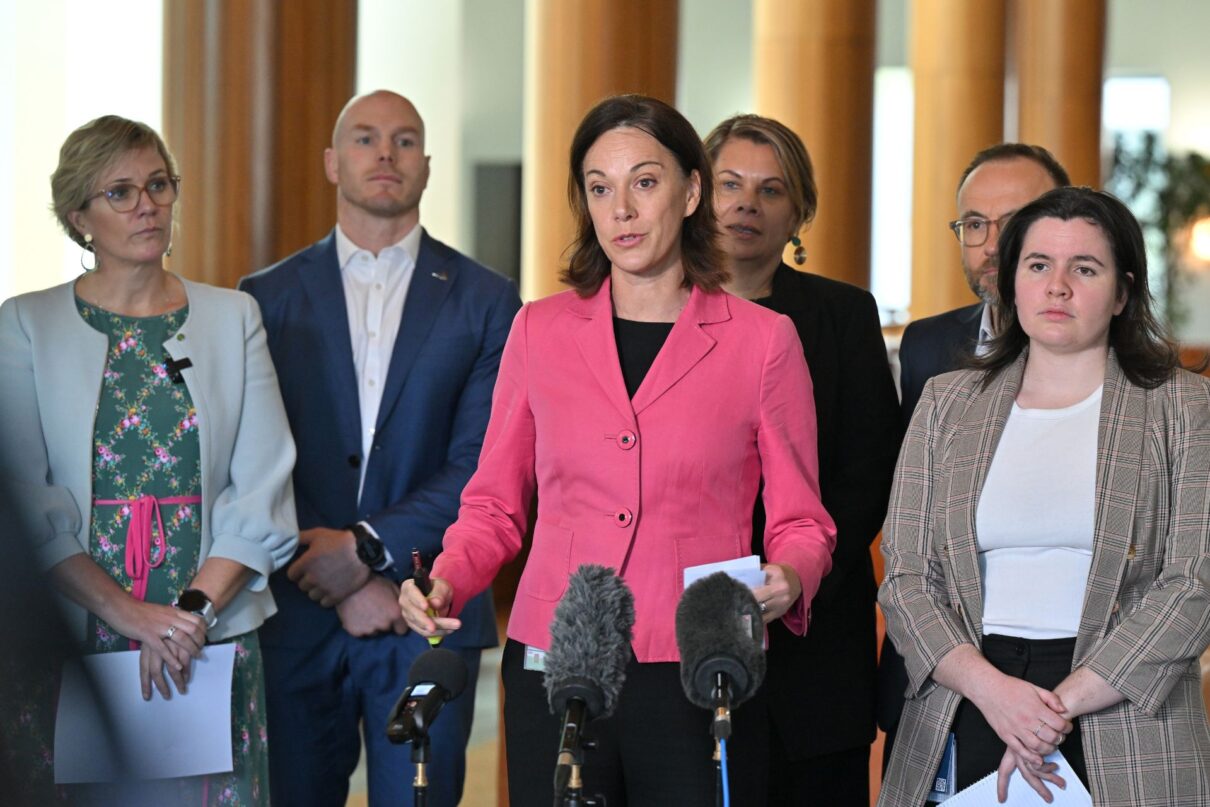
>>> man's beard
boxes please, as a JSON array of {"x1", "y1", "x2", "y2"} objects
[{"x1": 964, "y1": 260, "x2": 999, "y2": 305}]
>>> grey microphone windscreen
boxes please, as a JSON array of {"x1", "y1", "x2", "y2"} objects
[
  {"x1": 543, "y1": 564, "x2": 635, "y2": 719},
  {"x1": 407, "y1": 647, "x2": 469, "y2": 699},
  {"x1": 675, "y1": 571, "x2": 765, "y2": 708}
]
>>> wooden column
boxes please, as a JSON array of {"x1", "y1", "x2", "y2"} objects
[
  {"x1": 754, "y1": 0, "x2": 877, "y2": 289},
  {"x1": 909, "y1": 0, "x2": 1007, "y2": 320},
  {"x1": 162, "y1": 0, "x2": 356, "y2": 289},
  {"x1": 521, "y1": 0, "x2": 679, "y2": 302},
  {"x1": 1015, "y1": 0, "x2": 1106, "y2": 187}
]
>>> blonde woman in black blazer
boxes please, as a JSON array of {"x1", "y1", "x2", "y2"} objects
[{"x1": 706, "y1": 114, "x2": 903, "y2": 805}]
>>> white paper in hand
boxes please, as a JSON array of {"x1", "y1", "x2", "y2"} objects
[
  {"x1": 941, "y1": 750, "x2": 1091, "y2": 806},
  {"x1": 54, "y1": 644, "x2": 236, "y2": 783},
  {"x1": 682, "y1": 555, "x2": 765, "y2": 590}
]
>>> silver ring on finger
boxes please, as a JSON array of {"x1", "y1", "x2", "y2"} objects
[
  {"x1": 164, "y1": 624, "x2": 178, "y2": 640},
  {"x1": 759, "y1": 601, "x2": 768, "y2": 614},
  {"x1": 1034, "y1": 720, "x2": 1045, "y2": 737}
]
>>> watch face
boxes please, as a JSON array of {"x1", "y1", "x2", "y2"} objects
[
  {"x1": 177, "y1": 589, "x2": 209, "y2": 612},
  {"x1": 357, "y1": 536, "x2": 386, "y2": 567}
]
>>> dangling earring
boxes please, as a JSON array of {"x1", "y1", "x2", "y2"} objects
[
  {"x1": 80, "y1": 233, "x2": 97, "y2": 272},
  {"x1": 165, "y1": 243, "x2": 173, "y2": 258},
  {"x1": 791, "y1": 236, "x2": 806, "y2": 266}
]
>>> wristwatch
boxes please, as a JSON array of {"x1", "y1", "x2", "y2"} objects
[
  {"x1": 176, "y1": 588, "x2": 218, "y2": 629},
  {"x1": 350, "y1": 522, "x2": 393, "y2": 572}
]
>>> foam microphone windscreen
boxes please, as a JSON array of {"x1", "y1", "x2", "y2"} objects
[
  {"x1": 675, "y1": 571, "x2": 766, "y2": 708},
  {"x1": 543, "y1": 564, "x2": 636, "y2": 719},
  {"x1": 407, "y1": 647, "x2": 469, "y2": 699}
]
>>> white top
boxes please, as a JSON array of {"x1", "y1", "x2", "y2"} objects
[
  {"x1": 976, "y1": 386, "x2": 1101, "y2": 639},
  {"x1": 335, "y1": 223, "x2": 421, "y2": 501}
]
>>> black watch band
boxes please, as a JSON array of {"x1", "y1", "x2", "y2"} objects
[{"x1": 349, "y1": 522, "x2": 392, "y2": 572}]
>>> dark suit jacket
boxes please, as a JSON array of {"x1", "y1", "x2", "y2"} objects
[
  {"x1": 753, "y1": 264, "x2": 903, "y2": 759},
  {"x1": 897, "y1": 303, "x2": 982, "y2": 425},
  {"x1": 876, "y1": 302, "x2": 981, "y2": 731},
  {"x1": 240, "y1": 229, "x2": 521, "y2": 651}
]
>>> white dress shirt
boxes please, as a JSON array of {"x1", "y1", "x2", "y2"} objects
[{"x1": 334, "y1": 223, "x2": 421, "y2": 503}]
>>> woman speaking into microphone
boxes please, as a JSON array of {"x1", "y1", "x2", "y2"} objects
[{"x1": 400, "y1": 94, "x2": 835, "y2": 805}]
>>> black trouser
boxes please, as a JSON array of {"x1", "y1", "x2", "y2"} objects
[
  {"x1": 951, "y1": 634, "x2": 1089, "y2": 791},
  {"x1": 768, "y1": 741, "x2": 869, "y2": 806},
  {"x1": 500, "y1": 639, "x2": 769, "y2": 806}
]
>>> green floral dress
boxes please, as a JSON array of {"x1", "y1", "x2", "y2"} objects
[{"x1": 0, "y1": 301, "x2": 270, "y2": 806}]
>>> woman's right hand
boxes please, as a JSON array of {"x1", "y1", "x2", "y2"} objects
[
  {"x1": 972, "y1": 674, "x2": 1072, "y2": 768},
  {"x1": 398, "y1": 577, "x2": 462, "y2": 638},
  {"x1": 111, "y1": 598, "x2": 207, "y2": 700}
]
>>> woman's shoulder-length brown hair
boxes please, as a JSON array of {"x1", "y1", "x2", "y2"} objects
[
  {"x1": 972, "y1": 185, "x2": 1180, "y2": 389},
  {"x1": 560, "y1": 94, "x2": 728, "y2": 296}
]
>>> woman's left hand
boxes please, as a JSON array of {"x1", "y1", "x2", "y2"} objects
[
  {"x1": 996, "y1": 746, "x2": 1066, "y2": 804},
  {"x1": 753, "y1": 563, "x2": 801, "y2": 623}
]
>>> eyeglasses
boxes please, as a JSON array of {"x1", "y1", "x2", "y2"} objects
[
  {"x1": 948, "y1": 213, "x2": 1012, "y2": 247},
  {"x1": 84, "y1": 176, "x2": 181, "y2": 213}
]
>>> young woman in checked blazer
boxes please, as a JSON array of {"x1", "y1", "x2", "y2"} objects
[{"x1": 879, "y1": 187, "x2": 1210, "y2": 806}]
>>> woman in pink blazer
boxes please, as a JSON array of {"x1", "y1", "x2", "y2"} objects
[{"x1": 401, "y1": 95, "x2": 836, "y2": 805}]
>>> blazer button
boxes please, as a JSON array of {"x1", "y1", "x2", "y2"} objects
[
  {"x1": 347, "y1": 454, "x2": 361, "y2": 469},
  {"x1": 616, "y1": 430, "x2": 637, "y2": 450},
  {"x1": 613, "y1": 508, "x2": 633, "y2": 527}
]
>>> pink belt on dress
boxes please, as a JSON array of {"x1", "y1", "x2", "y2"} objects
[{"x1": 93, "y1": 494, "x2": 202, "y2": 650}]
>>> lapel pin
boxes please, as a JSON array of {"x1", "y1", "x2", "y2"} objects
[{"x1": 431, "y1": 271, "x2": 448, "y2": 281}]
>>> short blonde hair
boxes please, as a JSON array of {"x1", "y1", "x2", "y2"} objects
[
  {"x1": 703, "y1": 114, "x2": 818, "y2": 235},
  {"x1": 51, "y1": 115, "x2": 178, "y2": 247}
]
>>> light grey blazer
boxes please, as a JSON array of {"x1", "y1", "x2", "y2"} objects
[
  {"x1": 878, "y1": 350, "x2": 1210, "y2": 807},
  {"x1": 0, "y1": 276, "x2": 298, "y2": 642}
]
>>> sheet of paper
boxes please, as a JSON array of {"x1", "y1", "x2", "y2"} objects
[
  {"x1": 683, "y1": 554, "x2": 765, "y2": 590},
  {"x1": 941, "y1": 750, "x2": 1091, "y2": 806},
  {"x1": 54, "y1": 644, "x2": 236, "y2": 783}
]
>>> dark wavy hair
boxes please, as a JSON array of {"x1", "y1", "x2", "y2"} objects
[
  {"x1": 973, "y1": 186, "x2": 1179, "y2": 388},
  {"x1": 561, "y1": 95, "x2": 728, "y2": 295}
]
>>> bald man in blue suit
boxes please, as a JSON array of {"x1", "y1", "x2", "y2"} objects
[{"x1": 241, "y1": 90, "x2": 520, "y2": 807}]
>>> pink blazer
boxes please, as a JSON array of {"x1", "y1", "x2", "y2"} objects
[{"x1": 433, "y1": 279, "x2": 836, "y2": 662}]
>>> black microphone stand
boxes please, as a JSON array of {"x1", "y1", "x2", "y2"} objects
[
  {"x1": 710, "y1": 671, "x2": 733, "y2": 807},
  {"x1": 555, "y1": 729, "x2": 604, "y2": 807},
  {"x1": 411, "y1": 733, "x2": 431, "y2": 807}
]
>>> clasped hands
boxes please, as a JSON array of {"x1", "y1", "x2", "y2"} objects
[
  {"x1": 289, "y1": 527, "x2": 406, "y2": 636},
  {"x1": 974, "y1": 674, "x2": 1074, "y2": 803}
]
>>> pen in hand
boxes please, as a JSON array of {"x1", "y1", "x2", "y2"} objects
[{"x1": 412, "y1": 548, "x2": 442, "y2": 647}]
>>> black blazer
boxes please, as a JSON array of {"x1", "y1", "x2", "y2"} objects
[
  {"x1": 752, "y1": 264, "x2": 903, "y2": 759},
  {"x1": 876, "y1": 302, "x2": 982, "y2": 732}
]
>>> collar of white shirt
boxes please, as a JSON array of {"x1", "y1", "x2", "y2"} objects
[
  {"x1": 334, "y1": 222, "x2": 423, "y2": 273},
  {"x1": 975, "y1": 302, "x2": 995, "y2": 357}
]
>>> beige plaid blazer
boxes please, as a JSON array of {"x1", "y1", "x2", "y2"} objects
[{"x1": 878, "y1": 350, "x2": 1210, "y2": 806}]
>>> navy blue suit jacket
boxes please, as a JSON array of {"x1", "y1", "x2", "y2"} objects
[
  {"x1": 896, "y1": 303, "x2": 982, "y2": 427},
  {"x1": 240, "y1": 229, "x2": 520, "y2": 651}
]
